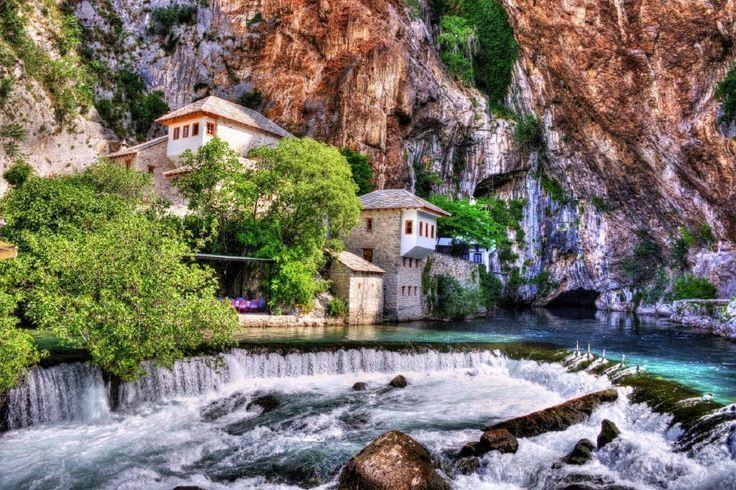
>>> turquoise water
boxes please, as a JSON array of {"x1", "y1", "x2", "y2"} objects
[{"x1": 237, "y1": 308, "x2": 736, "y2": 404}]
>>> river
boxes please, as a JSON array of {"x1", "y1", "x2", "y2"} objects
[{"x1": 1, "y1": 309, "x2": 735, "y2": 489}]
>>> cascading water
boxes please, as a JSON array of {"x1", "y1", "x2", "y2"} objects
[{"x1": 1, "y1": 346, "x2": 735, "y2": 489}]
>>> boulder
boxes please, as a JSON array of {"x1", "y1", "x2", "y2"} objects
[
  {"x1": 455, "y1": 456, "x2": 479, "y2": 475},
  {"x1": 484, "y1": 389, "x2": 618, "y2": 437},
  {"x1": 564, "y1": 439, "x2": 595, "y2": 465},
  {"x1": 478, "y1": 428, "x2": 518, "y2": 454},
  {"x1": 352, "y1": 382, "x2": 367, "y2": 391},
  {"x1": 457, "y1": 441, "x2": 482, "y2": 458},
  {"x1": 597, "y1": 419, "x2": 621, "y2": 449},
  {"x1": 389, "y1": 375, "x2": 408, "y2": 388},
  {"x1": 246, "y1": 394, "x2": 279, "y2": 414},
  {"x1": 338, "y1": 430, "x2": 450, "y2": 489}
]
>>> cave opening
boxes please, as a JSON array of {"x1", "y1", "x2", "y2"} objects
[{"x1": 546, "y1": 288, "x2": 600, "y2": 308}]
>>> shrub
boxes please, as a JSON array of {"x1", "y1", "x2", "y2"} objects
[
  {"x1": 0, "y1": 77, "x2": 12, "y2": 108},
  {"x1": 715, "y1": 63, "x2": 736, "y2": 125},
  {"x1": 2, "y1": 160, "x2": 32, "y2": 187},
  {"x1": 0, "y1": 291, "x2": 41, "y2": 394},
  {"x1": 438, "y1": 15, "x2": 477, "y2": 84},
  {"x1": 406, "y1": 0, "x2": 423, "y2": 18},
  {"x1": 530, "y1": 270, "x2": 556, "y2": 298},
  {"x1": 479, "y1": 268, "x2": 503, "y2": 310},
  {"x1": 341, "y1": 148, "x2": 373, "y2": 195},
  {"x1": 671, "y1": 224, "x2": 715, "y2": 269},
  {"x1": 621, "y1": 229, "x2": 663, "y2": 286},
  {"x1": 514, "y1": 114, "x2": 544, "y2": 154},
  {"x1": 672, "y1": 275, "x2": 717, "y2": 301},
  {"x1": 326, "y1": 297, "x2": 348, "y2": 318},
  {"x1": 148, "y1": 3, "x2": 198, "y2": 38},
  {"x1": 591, "y1": 196, "x2": 613, "y2": 213},
  {"x1": 432, "y1": 274, "x2": 481, "y2": 320}
]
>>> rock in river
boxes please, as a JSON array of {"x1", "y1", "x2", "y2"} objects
[
  {"x1": 564, "y1": 439, "x2": 595, "y2": 465},
  {"x1": 389, "y1": 375, "x2": 408, "y2": 388},
  {"x1": 597, "y1": 419, "x2": 621, "y2": 449},
  {"x1": 339, "y1": 430, "x2": 450, "y2": 489},
  {"x1": 352, "y1": 382, "x2": 367, "y2": 391},
  {"x1": 484, "y1": 389, "x2": 618, "y2": 437},
  {"x1": 246, "y1": 394, "x2": 279, "y2": 414}
]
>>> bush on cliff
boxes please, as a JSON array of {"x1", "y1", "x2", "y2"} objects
[
  {"x1": 341, "y1": 147, "x2": 374, "y2": 195},
  {"x1": 715, "y1": 63, "x2": 736, "y2": 125},
  {"x1": 621, "y1": 229, "x2": 664, "y2": 286},
  {"x1": 672, "y1": 275, "x2": 717, "y2": 301}
]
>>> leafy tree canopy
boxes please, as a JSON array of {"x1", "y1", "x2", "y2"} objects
[
  {"x1": 175, "y1": 137, "x2": 361, "y2": 309},
  {"x1": 0, "y1": 161, "x2": 237, "y2": 383},
  {"x1": 341, "y1": 148, "x2": 374, "y2": 195},
  {"x1": 0, "y1": 291, "x2": 41, "y2": 395},
  {"x1": 427, "y1": 195, "x2": 523, "y2": 251}
]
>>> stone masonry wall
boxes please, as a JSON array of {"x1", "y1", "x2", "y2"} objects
[
  {"x1": 343, "y1": 209, "x2": 425, "y2": 321},
  {"x1": 428, "y1": 252, "x2": 482, "y2": 289},
  {"x1": 329, "y1": 260, "x2": 384, "y2": 325}
]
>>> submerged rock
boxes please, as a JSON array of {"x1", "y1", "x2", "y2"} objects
[
  {"x1": 484, "y1": 389, "x2": 619, "y2": 437},
  {"x1": 389, "y1": 375, "x2": 408, "y2": 388},
  {"x1": 597, "y1": 419, "x2": 621, "y2": 449},
  {"x1": 200, "y1": 392, "x2": 249, "y2": 421},
  {"x1": 246, "y1": 395, "x2": 279, "y2": 414},
  {"x1": 352, "y1": 382, "x2": 367, "y2": 391},
  {"x1": 552, "y1": 473, "x2": 635, "y2": 490},
  {"x1": 564, "y1": 439, "x2": 595, "y2": 465},
  {"x1": 338, "y1": 430, "x2": 450, "y2": 489},
  {"x1": 454, "y1": 456, "x2": 479, "y2": 475}
]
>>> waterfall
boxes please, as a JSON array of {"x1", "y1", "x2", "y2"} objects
[
  {"x1": 4, "y1": 348, "x2": 510, "y2": 430},
  {"x1": 4, "y1": 362, "x2": 109, "y2": 430}
]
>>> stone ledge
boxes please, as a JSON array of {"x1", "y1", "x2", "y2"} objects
[{"x1": 238, "y1": 314, "x2": 345, "y2": 328}]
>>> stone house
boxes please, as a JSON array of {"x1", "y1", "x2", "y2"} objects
[
  {"x1": 107, "y1": 95, "x2": 290, "y2": 208},
  {"x1": 330, "y1": 251, "x2": 385, "y2": 325},
  {"x1": 342, "y1": 189, "x2": 450, "y2": 321}
]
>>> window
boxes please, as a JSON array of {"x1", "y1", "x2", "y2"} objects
[
  {"x1": 473, "y1": 253, "x2": 483, "y2": 264},
  {"x1": 366, "y1": 218, "x2": 373, "y2": 231},
  {"x1": 183, "y1": 125, "x2": 189, "y2": 138},
  {"x1": 431, "y1": 224, "x2": 435, "y2": 239},
  {"x1": 405, "y1": 219, "x2": 413, "y2": 235},
  {"x1": 147, "y1": 165, "x2": 155, "y2": 175},
  {"x1": 125, "y1": 159, "x2": 132, "y2": 170},
  {"x1": 192, "y1": 123, "x2": 200, "y2": 136},
  {"x1": 173, "y1": 127, "x2": 180, "y2": 140},
  {"x1": 419, "y1": 222, "x2": 424, "y2": 237},
  {"x1": 401, "y1": 286, "x2": 406, "y2": 296},
  {"x1": 206, "y1": 122, "x2": 216, "y2": 136},
  {"x1": 362, "y1": 248, "x2": 373, "y2": 263}
]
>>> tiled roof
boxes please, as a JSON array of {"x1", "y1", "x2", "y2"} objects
[
  {"x1": 155, "y1": 95, "x2": 291, "y2": 138},
  {"x1": 107, "y1": 136, "x2": 168, "y2": 158},
  {"x1": 359, "y1": 189, "x2": 450, "y2": 217},
  {"x1": 337, "y1": 251, "x2": 385, "y2": 274}
]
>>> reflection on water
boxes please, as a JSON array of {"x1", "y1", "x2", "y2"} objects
[{"x1": 237, "y1": 308, "x2": 736, "y2": 403}]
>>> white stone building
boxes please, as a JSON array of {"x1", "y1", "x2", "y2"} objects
[{"x1": 107, "y1": 96, "x2": 290, "y2": 205}]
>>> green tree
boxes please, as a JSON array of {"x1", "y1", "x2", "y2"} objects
[
  {"x1": 0, "y1": 290, "x2": 40, "y2": 396},
  {"x1": 431, "y1": 274, "x2": 481, "y2": 320},
  {"x1": 479, "y1": 267, "x2": 503, "y2": 310},
  {"x1": 177, "y1": 137, "x2": 361, "y2": 309},
  {"x1": 341, "y1": 147, "x2": 374, "y2": 195},
  {"x1": 621, "y1": 230, "x2": 664, "y2": 286},
  {"x1": 0, "y1": 162, "x2": 235, "y2": 382}
]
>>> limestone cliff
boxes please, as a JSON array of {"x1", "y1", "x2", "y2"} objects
[{"x1": 4, "y1": 0, "x2": 736, "y2": 304}]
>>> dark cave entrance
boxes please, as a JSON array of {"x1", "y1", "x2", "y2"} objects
[{"x1": 546, "y1": 288, "x2": 600, "y2": 308}]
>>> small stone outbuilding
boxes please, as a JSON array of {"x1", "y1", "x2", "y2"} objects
[{"x1": 331, "y1": 251, "x2": 385, "y2": 325}]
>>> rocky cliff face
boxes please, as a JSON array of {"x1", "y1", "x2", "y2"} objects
[{"x1": 5, "y1": 0, "x2": 736, "y2": 304}]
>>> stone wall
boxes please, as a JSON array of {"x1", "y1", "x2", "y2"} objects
[
  {"x1": 427, "y1": 252, "x2": 482, "y2": 289},
  {"x1": 330, "y1": 259, "x2": 384, "y2": 325},
  {"x1": 343, "y1": 209, "x2": 426, "y2": 321}
]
